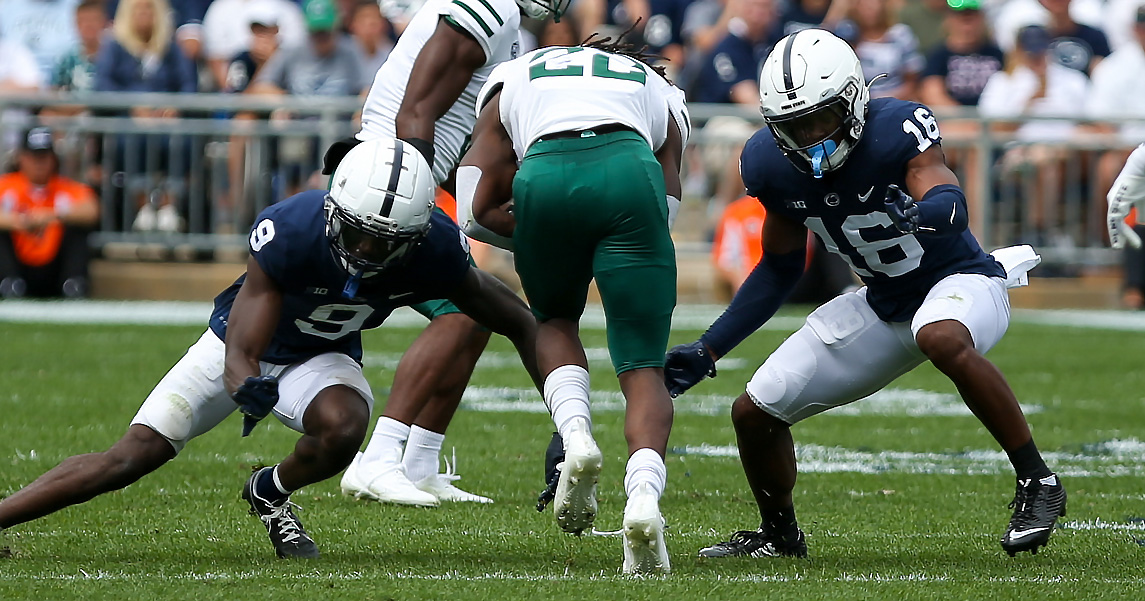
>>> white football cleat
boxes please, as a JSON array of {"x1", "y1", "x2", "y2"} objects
[
  {"x1": 622, "y1": 482, "x2": 670, "y2": 575},
  {"x1": 340, "y1": 452, "x2": 439, "y2": 507},
  {"x1": 414, "y1": 451, "x2": 493, "y2": 503},
  {"x1": 553, "y1": 418, "x2": 602, "y2": 534}
]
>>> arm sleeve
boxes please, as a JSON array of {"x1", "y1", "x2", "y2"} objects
[
  {"x1": 699, "y1": 248, "x2": 806, "y2": 357},
  {"x1": 914, "y1": 184, "x2": 968, "y2": 236},
  {"x1": 455, "y1": 165, "x2": 515, "y2": 250}
]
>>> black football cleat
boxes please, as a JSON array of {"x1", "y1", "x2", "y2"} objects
[
  {"x1": 242, "y1": 467, "x2": 321, "y2": 559},
  {"x1": 698, "y1": 526, "x2": 808, "y2": 559},
  {"x1": 1001, "y1": 473, "x2": 1067, "y2": 556},
  {"x1": 536, "y1": 431, "x2": 564, "y2": 512}
]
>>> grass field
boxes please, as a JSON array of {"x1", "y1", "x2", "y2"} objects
[{"x1": 2, "y1": 303, "x2": 1145, "y2": 600}]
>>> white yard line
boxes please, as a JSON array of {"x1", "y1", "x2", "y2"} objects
[{"x1": 4, "y1": 300, "x2": 1145, "y2": 333}]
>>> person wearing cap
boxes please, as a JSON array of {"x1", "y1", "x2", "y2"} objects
[
  {"x1": 1089, "y1": 7, "x2": 1145, "y2": 308},
  {"x1": 1039, "y1": 0, "x2": 1110, "y2": 77},
  {"x1": 0, "y1": 128, "x2": 99, "y2": 299},
  {"x1": 921, "y1": 0, "x2": 1005, "y2": 109},
  {"x1": 979, "y1": 24, "x2": 1090, "y2": 240},
  {"x1": 248, "y1": 0, "x2": 366, "y2": 98},
  {"x1": 201, "y1": 0, "x2": 307, "y2": 90}
]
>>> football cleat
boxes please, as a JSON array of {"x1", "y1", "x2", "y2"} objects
[
  {"x1": 1001, "y1": 473, "x2": 1067, "y2": 556},
  {"x1": 536, "y1": 432, "x2": 565, "y2": 512},
  {"x1": 553, "y1": 418, "x2": 602, "y2": 535},
  {"x1": 413, "y1": 452, "x2": 493, "y2": 503},
  {"x1": 341, "y1": 452, "x2": 439, "y2": 507},
  {"x1": 242, "y1": 467, "x2": 320, "y2": 559},
  {"x1": 698, "y1": 526, "x2": 808, "y2": 559},
  {"x1": 622, "y1": 483, "x2": 670, "y2": 574}
]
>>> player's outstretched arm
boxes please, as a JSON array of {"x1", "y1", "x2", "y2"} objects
[
  {"x1": 889, "y1": 145, "x2": 967, "y2": 236},
  {"x1": 665, "y1": 211, "x2": 807, "y2": 397},
  {"x1": 448, "y1": 268, "x2": 543, "y2": 391},
  {"x1": 458, "y1": 91, "x2": 517, "y2": 248},
  {"x1": 1107, "y1": 144, "x2": 1145, "y2": 249},
  {"x1": 395, "y1": 18, "x2": 488, "y2": 164},
  {"x1": 224, "y1": 257, "x2": 283, "y2": 397}
]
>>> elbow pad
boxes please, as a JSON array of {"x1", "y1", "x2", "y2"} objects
[{"x1": 916, "y1": 184, "x2": 968, "y2": 236}]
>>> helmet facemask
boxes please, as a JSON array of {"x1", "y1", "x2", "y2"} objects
[
  {"x1": 766, "y1": 78, "x2": 865, "y2": 179},
  {"x1": 515, "y1": 0, "x2": 570, "y2": 21},
  {"x1": 325, "y1": 195, "x2": 427, "y2": 278}
]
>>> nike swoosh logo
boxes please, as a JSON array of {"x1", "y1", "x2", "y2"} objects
[
  {"x1": 388, "y1": 292, "x2": 416, "y2": 300},
  {"x1": 858, "y1": 186, "x2": 874, "y2": 203},
  {"x1": 950, "y1": 202, "x2": 958, "y2": 224},
  {"x1": 1007, "y1": 527, "x2": 1050, "y2": 541}
]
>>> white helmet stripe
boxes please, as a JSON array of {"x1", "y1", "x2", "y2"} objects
[{"x1": 380, "y1": 140, "x2": 405, "y2": 217}]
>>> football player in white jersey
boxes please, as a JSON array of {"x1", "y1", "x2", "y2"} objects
[
  {"x1": 1107, "y1": 143, "x2": 1145, "y2": 251},
  {"x1": 325, "y1": 0, "x2": 569, "y2": 507},
  {"x1": 459, "y1": 38, "x2": 687, "y2": 574}
]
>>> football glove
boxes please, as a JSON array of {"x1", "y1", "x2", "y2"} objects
[
  {"x1": 664, "y1": 341, "x2": 717, "y2": 398},
  {"x1": 234, "y1": 375, "x2": 279, "y2": 437},
  {"x1": 884, "y1": 184, "x2": 920, "y2": 234},
  {"x1": 1107, "y1": 168, "x2": 1145, "y2": 250}
]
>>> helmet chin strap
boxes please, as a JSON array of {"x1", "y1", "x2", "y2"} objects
[
  {"x1": 342, "y1": 269, "x2": 363, "y2": 299},
  {"x1": 809, "y1": 140, "x2": 838, "y2": 179}
]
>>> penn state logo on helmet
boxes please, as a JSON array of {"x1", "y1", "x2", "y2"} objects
[
  {"x1": 758, "y1": 28, "x2": 871, "y2": 178},
  {"x1": 325, "y1": 137, "x2": 436, "y2": 279}
]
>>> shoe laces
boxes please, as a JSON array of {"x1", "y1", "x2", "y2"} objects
[
  {"x1": 1008, "y1": 478, "x2": 1038, "y2": 526},
  {"x1": 438, "y1": 447, "x2": 463, "y2": 484},
  {"x1": 259, "y1": 500, "x2": 306, "y2": 544},
  {"x1": 723, "y1": 530, "x2": 766, "y2": 549}
]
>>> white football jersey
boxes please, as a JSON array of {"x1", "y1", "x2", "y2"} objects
[
  {"x1": 358, "y1": 0, "x2": 522, "y2": 184},
  {"x1": 477, "y1": 47, "x2": 679, "y2": 161}
]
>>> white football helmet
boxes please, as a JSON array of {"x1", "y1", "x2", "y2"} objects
[
  {"x1": 325, "y1": 137, "x2": 436, "y2": 275},
  {"x1": 758, "y1": 28, "x2": 870, "y2": 178},
  {"x1": 515, "y1": 0, "x2": 571, "y2": 22}
]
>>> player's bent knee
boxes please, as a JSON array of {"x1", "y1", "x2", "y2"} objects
[
  {"x1": 915, "y1": 320, "x2": 975, "y2": 366},
  {"x1": 98, "y1": 426, "x2": 176, "y2": 488},
  {"x1": 731, "y1": 393, "x2": 787, "y2": 430}
]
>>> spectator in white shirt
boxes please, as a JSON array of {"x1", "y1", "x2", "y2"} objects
[
  {"x1": 979, "y1": 24, "x2": 1091, "y2": 238},
  {"x1": 202, "y1": 0, "x2": 306, "y2": 90}
]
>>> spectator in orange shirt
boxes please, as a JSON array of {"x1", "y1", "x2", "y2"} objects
[{"x1": 0, "y1": 128, "x2": 99, "y2": 298}]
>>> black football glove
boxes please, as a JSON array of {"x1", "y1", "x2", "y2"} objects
[
  {"x1": 321, "y1": 136, "x2": 362, "y2": 175},
  {"x1": 664, "y1": 341, "x2": 717, "y2": 398},
  {"x1": 234, "y1": 375, "x2": 279, "y2": 437},
  {"x1": 884, "y1": 184, "x2": 920, "y2": 234}
]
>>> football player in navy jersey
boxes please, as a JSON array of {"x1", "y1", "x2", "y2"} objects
[
  {"x1": 664, "y1": 29, "x2": 1065, "y2": 559},
  {"x1": 0, "y1": 138, "x2": 541, "y2": 559}
]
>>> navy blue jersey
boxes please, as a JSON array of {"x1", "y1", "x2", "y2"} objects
[
  {"x1": 209, "y1": 190, "x2": 471, "y2": 364},
  {"x1": 740, "y1": 97, "x2": 1004, "y2": 322}
]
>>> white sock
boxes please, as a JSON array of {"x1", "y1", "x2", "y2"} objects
[
  {"x1": 544, "y1": 365, "x2": 591, "y2": 443},
  {"x1": 403, "y1": 425, "x2": 445, "y2": 483},
  {"x1": 360, "y1": 416, "x2": 410, "y2": 468},
  {"x1": 271, "y1": 464, "x2": 292, "y2": 494},
  {"x1": 624, "y1": 448, "x2": 666, "y2": 499}
]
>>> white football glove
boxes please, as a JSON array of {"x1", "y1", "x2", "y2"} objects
[{"x1": 1107, "y1": 145, "x2": 1145, "y2": 249}]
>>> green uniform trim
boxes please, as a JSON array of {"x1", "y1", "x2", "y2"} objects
[
  {"x1": 451, "y1": 0, "x2": 494, "y2": 37},
  {"x1": 473, "y1": 0, "x2": 504, "y2": 25}
]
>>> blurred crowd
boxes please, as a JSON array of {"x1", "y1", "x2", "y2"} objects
[{"x1": 3, "y1": 0, "x2": 1145, "y2": 299}]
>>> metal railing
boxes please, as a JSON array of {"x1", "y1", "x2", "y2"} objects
[{"x1": 1, "y1": 92, "x2": 1135, "y2": 271}]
